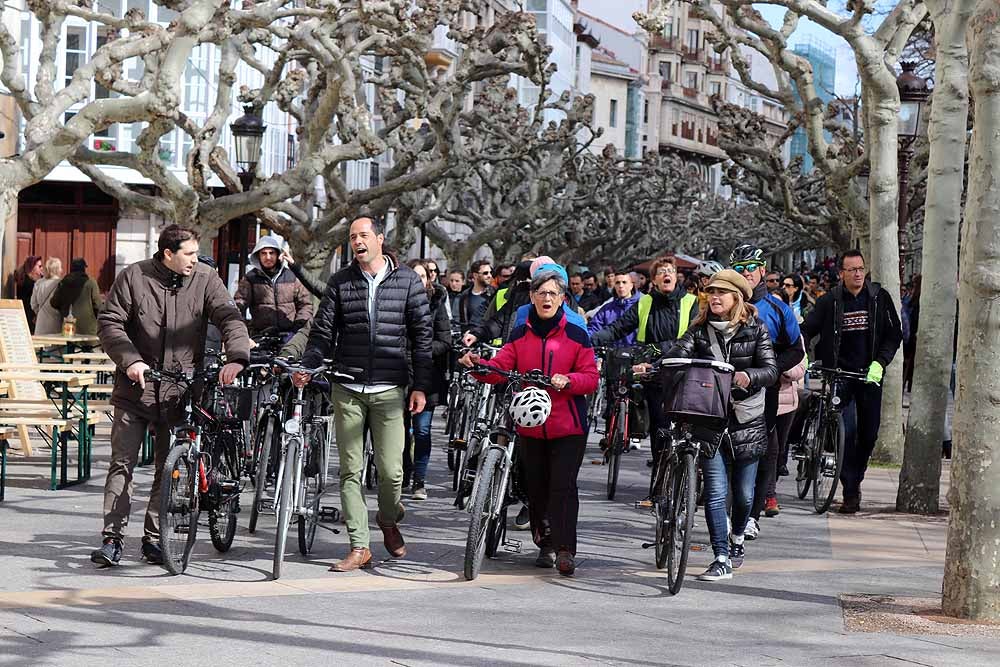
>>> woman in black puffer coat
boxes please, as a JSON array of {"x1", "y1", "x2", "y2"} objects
[{"x1": 663, "y1": 269, "x2": 777, "y2": 582}]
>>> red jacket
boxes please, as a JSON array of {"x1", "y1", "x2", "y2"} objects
[{"x1": 475, "y1": 311, "x2": 599, "y2": 440}]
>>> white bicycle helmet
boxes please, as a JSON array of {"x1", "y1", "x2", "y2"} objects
[
  {"x1": 697, "y1": 260, "x2": 724, "y2": 278},
  {"x1": 509, "y1": 386, "x2": 552, "y2": 428}
]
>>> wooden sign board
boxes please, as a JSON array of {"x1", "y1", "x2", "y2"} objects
[{"x1": 0, "y1": 299, "x2": 44, "y2": 454}]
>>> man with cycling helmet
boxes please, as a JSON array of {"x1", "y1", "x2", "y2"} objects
[
  {"x1": 728, "y1": 244, "x2": 805, "y2": 537},
  {"x1": 92, "y1": 225, "x2": 251, "y2": 567}
]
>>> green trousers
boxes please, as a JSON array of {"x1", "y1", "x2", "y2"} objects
[{"x1": 330, "y1": 384, "x2": 406, "y2": 548}]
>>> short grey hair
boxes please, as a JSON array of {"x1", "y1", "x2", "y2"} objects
[{"x1": 530, "y1": 271, "x2": 567, "y2": 294}]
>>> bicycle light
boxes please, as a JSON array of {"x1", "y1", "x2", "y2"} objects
[
  {"x1": 831, "y1": 396, "x2": 842, "y2": 406},
  {"x1": 284, "y1": 418, "x2": 300, "y2": 435}
]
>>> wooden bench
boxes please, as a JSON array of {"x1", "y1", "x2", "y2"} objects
[
  {"x1": 0, "y1": 418, "x2": 76, "y2": 491},
  {"x1": 0, "y1": 428, "x2": 12, "y2": 501}
]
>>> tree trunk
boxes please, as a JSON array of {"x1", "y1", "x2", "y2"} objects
[
  {"x1": 942, "y1": 0, "x2": 1000, "y2": 622},
  {"x1": 897, "y1": 0, "x2": 972, "y2": 514},
  {"x1": 862, "y1": 69, "x2": 906, "y2": 465}
]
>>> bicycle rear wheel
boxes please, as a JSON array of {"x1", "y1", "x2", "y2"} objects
[
  {"x1": 652, "y1": 455, "x2": 671, "y2": 570},
  {"x1": 209, "y1": 430, "x2": 241, "y2": 552},
  {"x1": 605, "y1": 402, "x2": 625, "y2": 501},
  {"x1": 159, "y1": 442, "x2": 199, "y2": 575},
  {"x1": 665, "y1": 451, "x2": 696, "y2": 594},
  {"x1": 796, "y1": 412, "x2": 819, "y2": 500},
  {"x1": 464, "y1": 448, "x2": 503, "y2": 581},
  {"x1": 272, "y1": 442, "x2": 298, "y2": 580},
  {"x1": 249, "y1": 411, "x2": 278, "y2": 534},
  {"x1": 298, "y1": 423, "x2": 327, "y2": 556},
  {"x1": 363, "y1": 432, "x2": 378, "y2": 491},
  {"x1": 812, "y1": 414, "x2": 845, "y2": 514}
]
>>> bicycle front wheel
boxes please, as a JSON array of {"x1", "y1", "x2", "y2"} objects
[
  {"x1": 249, "y1": 411, "x2": 278, "y2": 533},
  {"x1": 159, "y1": 442, "x2": 200, "y2": 575},
  {"x1": 273, "y1": 442, "x2": 298, "y2": 580},
  {"x1": 796, "y1": 412, "x2": 819, "y2": 500},
  {"x1": 665, "y1": 451, "x2": 697, "y2": 594},
  {"x1": 812, "y1": 414, "x2": 845, "y2": 514},
  {"x1": 464, "y1": 448, "x2": 503, "y2": 581},
  {"x1": 652, "y1": 454, "x2": 671, "y2": 570},
  {"x1": 298, "y1": 425, "x2": 327, "y2": 556}
]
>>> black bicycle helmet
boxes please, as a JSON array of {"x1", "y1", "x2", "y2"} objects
[{"x1": 729, "y1": 244, "x2": 765, "y2": 266}]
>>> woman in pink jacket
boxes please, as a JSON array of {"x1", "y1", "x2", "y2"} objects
[
  {"x1": 768, "y1": 343, "x2": 808, "y2": 514},
  {"x1": 460, "y1": 269, "x2": 599, "y2": 576}
]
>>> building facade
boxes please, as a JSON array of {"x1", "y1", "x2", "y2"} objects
[{"x1": 789, "y1": 40, "x2": 837, "y2": 173}]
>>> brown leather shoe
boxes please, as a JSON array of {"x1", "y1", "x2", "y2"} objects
[
  {"x1": 376, "y1": 512, "x2": 407, "y2": 558},
  {"x1": 329, "y1": 547, "x2": 373, "y2": 572}
]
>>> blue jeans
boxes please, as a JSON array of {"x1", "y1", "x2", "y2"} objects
[
  {"x1": 701, "y1": 449, "x2": 759, "y2": 559},
  {"x1": 411, "y1": 409, "x2": 434, "y2": 482}
]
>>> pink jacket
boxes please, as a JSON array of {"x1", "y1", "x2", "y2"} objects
[
  {"x1": 777, "y1": 356, "x2": 808, "y2": 415},
  {"x1": 474, "y1": 311, "x2": 599, "y2": 440}
]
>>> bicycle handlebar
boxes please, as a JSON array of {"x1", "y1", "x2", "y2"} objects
[
  {"x1": 271, "y1": 357, "x2": 360, "y2": 381},
  {"x1": 470, "y1": 363, "x2": 554, "y2": 388},
  {"x1": 657, "y1": 357, "x2": 736, "y2": 374},
  {"x1": 809, "y1": 364, "x2": 870, "y2": 382}
]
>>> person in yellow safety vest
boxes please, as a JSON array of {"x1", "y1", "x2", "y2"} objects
[
  {"x1": 463, "y1": 260, "x2": 533, "y2": 349},
  {"x1": 591, "y1": 257, "x2": 699, "y2": 468}
]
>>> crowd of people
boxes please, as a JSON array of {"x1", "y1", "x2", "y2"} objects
[{"x1": 12, "y1": 222, "x2": 902, "y2": 582}]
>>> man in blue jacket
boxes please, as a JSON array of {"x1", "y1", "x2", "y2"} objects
[
  {"x1": 729, "y1": 245, "x2": 805, "y2": 538},
  {"x1": 587, "y1": 271, "x2": 640, "y2": 346}
]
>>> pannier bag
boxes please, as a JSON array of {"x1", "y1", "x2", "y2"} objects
[{"x1": 662, "y1": 364, "x2": 731, "y2": 429}]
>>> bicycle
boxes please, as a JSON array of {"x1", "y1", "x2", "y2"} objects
[
  {"x1": 587, "y1": 347, "x2": 608, "y2": 434},
  {"x1": 152, "y1": 363, "x2": 251, "y2": 575},
  {"x1": 641, "y1": 357, "x2": 734, "y2": 595},
  {"x1": 792, "y1": 364, "x2": 867, "y2": 514},
  {"x1": 463, "y1": 365, "x2": 551, "y2": 581},
  {"x1": 450, "y1": 344, "x2": 500, "y2": 496},
  {"x1": 266, "y1": 358, "x2": 353, "y2": 579},
  {"x1": 600, "y1": 347, "x2": 646, "y2": 501}
]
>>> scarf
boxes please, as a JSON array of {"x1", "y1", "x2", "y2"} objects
[
  {"x1": 528, "y1": 306, "x2": 560, "y2": 339},
  {"x1": 50, "y1": 272, "x2": 89, "y2": 316}
]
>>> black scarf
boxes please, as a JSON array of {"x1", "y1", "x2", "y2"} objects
[
  {"x1": 50, "y1": 272, "x2": 89, "y2": 316},
  {"x1": 528, "y1": 306, "x2": 560, "y2": 339}
]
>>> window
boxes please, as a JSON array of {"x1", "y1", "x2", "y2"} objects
[
  {"x1": 95, "y1": 26, "x2": 116, "y2": 99},
  {"x1": 369, "y1": 161, "x2": 380, "y2": 187},
  {"x1": 710, "y1": 81, "x2": 722, "y2": 97},
  {"x1": 658, "y1": 62, "x2": 672, "y2": 81},
  {"x1": 609, "y1": 99, "x2": 618, "y2": 128},
  {"x1": 126, "y1": 0, "x2": 148, "y2": 15},
  {"x1": 65, "y1": 25, "x2": 88, "y2": 88},
  {"x1": 750, "y1": 96, "x2": 759, "y2": 113},
  {"x1": 643, "y1": 100, "x2": 649, "y2": 124},
  {"x1": 686, "y1": 72, "x2": 698, "y2": 90},
  {"x1": 686, "y1": 29, "x2": 699, "y2": 51}
]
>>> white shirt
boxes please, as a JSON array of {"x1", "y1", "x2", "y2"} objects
[{"x1": 339, "y1": 256, "x2": 400, "y2": 395}]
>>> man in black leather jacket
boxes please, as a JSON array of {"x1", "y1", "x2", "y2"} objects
[{"x1": 298, "y1": 216, "x2": 433, "y2": 571}]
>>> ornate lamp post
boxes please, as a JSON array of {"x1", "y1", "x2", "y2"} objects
[
  {"x1": 228, "y1": 105, "x2": 267, "y2": 281},
  {"x1": 896, "y1": 62, "x2": 930, "y2": 280}
]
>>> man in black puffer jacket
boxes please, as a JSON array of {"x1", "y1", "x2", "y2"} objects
[{"x1": 298, "y1": 216, "x2": 433, "y2": 573}]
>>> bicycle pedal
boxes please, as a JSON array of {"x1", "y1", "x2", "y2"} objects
[
  {"x1": 319, "y1": 506, "x2": 341, "y2": 523},
  {"x1": 450, "y1": 439, "x2": 467, "y2": 451},
  {"x1": 502, "y1": 539, "x2": 522, "y2": 553},
  {"x1": 635, "y1": 500, "x2": 653, "y2": 509},
  {"x1": 258, "y1": 500, "x2": 274, "y2": 512}
]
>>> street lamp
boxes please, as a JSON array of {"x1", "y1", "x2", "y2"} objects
[
  {"x1": 896, "y1": 62, "x2": 930, "y2": 281},
  {"x1": 230, "y1": 104, "x2": 266, "y2": 191},
  {"x1": 229, "y1": 104, "x2": 266, "y2": 283}
]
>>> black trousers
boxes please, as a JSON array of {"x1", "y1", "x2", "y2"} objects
[
  {"x1": 519, "y1": 434, "x2": 587, "y2": 555},
  {"x1": 838, "y1": 379, "x2": 884, "y2": 500}
]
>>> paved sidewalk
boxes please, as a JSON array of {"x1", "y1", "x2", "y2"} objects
[{"x1": 0, "y1": 422, "x2": 994, "y2": 666}]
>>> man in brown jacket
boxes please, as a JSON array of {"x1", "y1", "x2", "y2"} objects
[{"x1": 91, "y1": 225, "x2": 251, "y2": 567}]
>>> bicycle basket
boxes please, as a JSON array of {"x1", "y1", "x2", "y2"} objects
[
  {"x1": 218, "y1": 385, "x2": 254, "y2": 421},
  {"x1": 662, "y1": 364, "x2": 731, "y2": 428},
  {"x1": 603, "y1": 348, "x2": 635, "y2": 381}
]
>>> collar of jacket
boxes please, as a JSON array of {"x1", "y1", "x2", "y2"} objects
[
  {"x1": 351, "y1": 254, "x2": 396, "y2": 279},
  {"x1": 151, "y1": 256, "x2": 191, "y2": 289},
  {"x1": 526, "y1": 307, "x2": 566, "y2": 338},
  {"x1": 614, "y1": 292, "x2": 640, "y2": 307},
  {"x1": 750, "y1": 281, "x2": 769, "y2": 304},
  {"x1": 650, "y1": 284, "x2": 684, "y2": 305},
  {"x1": 832, "y1": 279, "x2": 880, "y2": 302}
]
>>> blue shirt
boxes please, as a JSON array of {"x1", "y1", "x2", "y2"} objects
[{"x1": 754, "y1": 292, "x2": 801, "y2": 348}]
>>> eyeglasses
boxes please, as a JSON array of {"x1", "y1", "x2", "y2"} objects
[
  {"x1": 842, "y1": 267, "x2": 866, "y2": 274},
  {"x1": 732, "y1": 262, "x2": 764, "y2": 273},
  {"x1": 533, "y1": 290, "x2": 562, "y2": 300},
  {"x1": 478, "y1": 270, "x2": 493, "y2": 276},
  {"x1": 766, "y1": 277, "x2": 779, "y2": 283},
  {"x1": 428, "y1": 267, "x2": 438, "y2": 274},
  {"x1": 655, "y1": 268, "x2": 677, "y2": 276},
  {"x1": 782, "y1": 282, "x2": 796, "y2": 288}
]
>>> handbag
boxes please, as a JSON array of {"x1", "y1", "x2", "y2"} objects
[{"x1": 662, "y1": 328, "x2": 732, "y2": 429}]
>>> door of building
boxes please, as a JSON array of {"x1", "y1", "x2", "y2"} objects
[{"x1": 17, "y1": 183, "x2": 118, "y2": 292}]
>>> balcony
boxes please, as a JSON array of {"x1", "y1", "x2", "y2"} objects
[
  {"x1": 682, "y1": 86, "x2": 699, "y2": 100},
  {"x1": 707, "y1": 130, "x2": 719, "y2": 146},
  {"x1": 708, "y1": 57, "x2": 726, "y2": 73},
  {"x1": 681, "y1": 122, "x2": 695, "y2": 140},
  {"x1": 650, "y1": 35, "x2": 680, "y2": 52},
  {"x1": 681, "y1": 46, "x2": 705, "y2": 64},
  {"x1": 661, "y1": 80, "x2": 673, "y2": 92},
  {"x1": 426, "y1": 24, "x2": 459, "y2": 68}
]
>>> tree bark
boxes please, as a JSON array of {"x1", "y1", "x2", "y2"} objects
[
  {"x1": 942, "y1": 0, "x2": 1000, "y2": 622},
  {"x1": 897, "y1": 0, "x2": 973, "y2": 514}
]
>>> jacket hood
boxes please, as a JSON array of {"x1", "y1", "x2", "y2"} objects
[{"x1": 249, "y1": 236, "x2": 287, "y2": 276}]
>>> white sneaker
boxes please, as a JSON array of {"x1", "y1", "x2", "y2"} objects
[
  {"x1": 630, "y1": 440, "x2": 643, "y2": 451},
  {"x1": 744, "y1": 518, "x2": 759, "y2": 541}
]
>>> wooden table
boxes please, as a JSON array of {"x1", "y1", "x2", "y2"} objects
[{"x1": 32, "y1": 334, "x2": 102, "y2": 360}]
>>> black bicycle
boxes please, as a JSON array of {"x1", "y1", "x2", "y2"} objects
[
  {"x1": 643, "y1": 357, "x2": 734, "y2": 595},
  {"x1": 152, "y1": 362, "x2": 251, "y2": 575},
  {"x1": 462, "y1": 365, "x2": 549, "y2": 580},
  {"x1": 600, "y1": 347, "x2": 646, "y2": 501},
  {"x1": 792, "y1": 364, "x2": 868, "y2": 514}
]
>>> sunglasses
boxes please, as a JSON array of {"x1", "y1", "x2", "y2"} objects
[
  {"x1": 782, "y1": 282, "x2": 796, "y2": 288},
  {"x1": 732, "y1": 262, "x2": 764, "y2": 273},
  {"x1": 478, "y1": 270, "x2": 493, "y2": 276},
  {"x1": 766, "y1": 277, "x2": 779, "y2": 283}
]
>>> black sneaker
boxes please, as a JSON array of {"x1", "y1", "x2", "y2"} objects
[
  {"x1": 90, "y1": 538, "x2": 122, "y2": 567},
  {"x1": 141, "y1": 540, "x2": 164, "y2": 565},
  {"x1": 535, "y1": 547, "x2": 556, "y2": 568},
  {"x1": 778, "y1": 464, "x2": 789, "y2": 477},
  {"x1": 513, "y1": 505, "x2": 530, "y2": 530},
  {"x1": 696, "y1": 560, "x2": 733, "y2": 581},
  {"x1": 730, "y1": 541, "x2": 745, "y2": 569}
]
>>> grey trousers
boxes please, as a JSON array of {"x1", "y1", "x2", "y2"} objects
[{"x1": 102, "y1": 408, "x2": 171, "y2": 542}]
